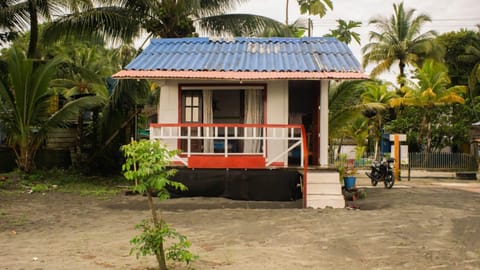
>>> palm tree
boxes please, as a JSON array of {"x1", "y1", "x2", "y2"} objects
[
  {"x1": 344, "y1": 116, "x2": 369, "y2": 161},
  {"x1": 329, "y1": 80, "x2": 365, "y2": 137},
  {"x1": 362, "y1": 2, "x2": 437, "y2": 86},
  {"x1": 0, "y1": 48, "x2": 104, "y2": 172},
  {"x1": 328, "y1": 80, "x2": 373, "y2": 157},
  {"x1": 0, "y1": 0, "x2": 95, "y2": 58},
  {"x1": 460, "y1": 38, "x2": 480, "y2": 95},
  {"x1": 324, "y1": 19, "x2": 361, "y2": 45},
  {"x1": 390, "y1": 59, "x2": 467, "y2": 153},
  {"x1": 42, "y1": 0, "x2": 292, "y2": 46},
  {"x1": 51, "y1": 42, "x2": 112, "y2": 158},
  {"x1": 360, "y1": 81, "x2": 398, "y2": 159}
]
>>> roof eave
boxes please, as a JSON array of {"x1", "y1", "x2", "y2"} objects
[{"x1": 112, "y1": 70, "x2": 369, "y2": 80}]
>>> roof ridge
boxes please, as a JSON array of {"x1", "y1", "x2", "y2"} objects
[{"x1": 150, "y1": 37, "x2": 339, "y2": 44}]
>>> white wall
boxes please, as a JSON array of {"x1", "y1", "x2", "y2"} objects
[
  {"x1": 155, "y1": 80, "x2": 179, "y2": 150},
  {"x1": 154, "y1": 79, "x2": 291, "y2": 164},
  {"x1": 157, "y1": 80, "x2": 178, "y2": 124},
  {"x1": 266, "y1": 81, "x2": 289, "y2": 165}
]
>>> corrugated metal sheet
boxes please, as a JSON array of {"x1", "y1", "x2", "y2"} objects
[{"x1": 114, "y1": 37, "x2": 366, "y2": 80}]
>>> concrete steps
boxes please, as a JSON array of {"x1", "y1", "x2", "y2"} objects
[{"x1": 306, "y1": 171, "x2": 345, "y2": 209}]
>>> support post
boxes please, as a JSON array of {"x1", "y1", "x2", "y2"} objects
[
  {"x1": 394, "y1": 134, "x2": 400, "y2": 181},
  {"x1": 319, "y1": 80, "x2": 329, "y2": 167}
]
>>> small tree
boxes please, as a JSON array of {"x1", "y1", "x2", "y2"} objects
[
  {"x1": 121, "y1": 139, "x2": 196, "y2": 270},
  {"x1": 0, "y1": 47, "x2": 103, "y2": 172}
]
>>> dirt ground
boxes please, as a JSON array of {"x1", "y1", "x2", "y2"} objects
[{"x1": 1, "y1": 176, "x2": 480, "y2": 270}]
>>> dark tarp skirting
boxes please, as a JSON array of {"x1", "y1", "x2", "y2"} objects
[{"x1": 169, "y1": 169, "x2": 302, "y2": 201}]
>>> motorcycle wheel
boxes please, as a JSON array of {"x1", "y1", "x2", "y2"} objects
[
  {"x1": 371, "y1": 171, "x2": 380, "y2": 186},
  {"x1": 384, "y1": 173, "x2": 394, "y2": 189}
]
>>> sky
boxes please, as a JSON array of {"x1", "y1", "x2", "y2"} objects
[{"x1": 234, "y1": 0, "x2": 480, "y2": 81}]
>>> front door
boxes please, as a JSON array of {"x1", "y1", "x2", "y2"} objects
[
  {"x1": 288, "y1": 81, "x2": 320, "y2": 165},
  {"x1": 181, "y1": 90, "x2": 203, "y2": 152}
]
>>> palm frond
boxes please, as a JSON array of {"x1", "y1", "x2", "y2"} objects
[
  {"x1": 198, "y1": 13, "x2": 292, "y2": 37},
  {"x1": 0, "y1": 1, "x2": 29, "y2": 31},
  {"x1": 42, "y1": 6, "x2": 140, "y2": 45},
  {"x1": 46, "y1": 95, "x2": 106, "y2": 129}
]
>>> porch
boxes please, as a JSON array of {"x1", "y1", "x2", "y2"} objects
[
  {"x1": 149, "y1": 123, "x2": 308, "y2": 169},
  {"x1": 150, "y1": 123, "x2": 344, "y2": 208}
]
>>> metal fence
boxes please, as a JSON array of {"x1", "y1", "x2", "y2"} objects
[
  {"x1": 406, "y1": 152, "x2": 477, "y2": 171},
  {"x1": 330, "y1": 152, "x2": 478, "y2": 171}
]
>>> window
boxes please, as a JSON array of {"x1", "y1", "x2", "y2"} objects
[{"x1": 182, "y1": 91, "x2": 202, "y2": 123}]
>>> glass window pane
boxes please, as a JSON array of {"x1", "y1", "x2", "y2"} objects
[
  {"x1": 185, "y1": 108, "x2": 192, "y2": 122},
  {"x1": 192, "y1": 108, "x2": 199, "y2": 122}
]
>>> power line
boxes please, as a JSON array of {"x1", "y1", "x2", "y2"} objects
[{"x1": 309, "y1": 17, "x2": 480, "y2": 24}]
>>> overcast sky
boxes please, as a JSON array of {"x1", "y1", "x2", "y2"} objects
[{"x1": 234, "y1": 0, "x2": 480, "y2": 81}]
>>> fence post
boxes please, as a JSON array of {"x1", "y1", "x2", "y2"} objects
[{"x1": 408, "y1": 161, "x2": 411, "y2": 181}]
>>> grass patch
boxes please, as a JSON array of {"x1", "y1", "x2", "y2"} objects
[
  {"x1": 0, "y1": 212, "x2": 29, "y2": 228},
  {"x1": 0, "y1": 169, "x2": 129, "y2": 198}
]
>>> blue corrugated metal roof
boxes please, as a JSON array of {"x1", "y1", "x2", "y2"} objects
[{"x1": 125, "y1": 37, "x2": 363, "y2": 73}]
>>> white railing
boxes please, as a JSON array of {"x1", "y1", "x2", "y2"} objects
[{"x1": 149, "y1": 123, "x2": 308, "y2": 168}]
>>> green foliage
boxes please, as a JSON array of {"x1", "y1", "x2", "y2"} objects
[
  {"x1": 324, "y1": 19, "x2": 361, "y2": 45},
  {"x1": 0, "y1": 169, "x2": 126, "y2": 197},
  {"x1": 130, "y1": 219, "x2": 198, "y2": 267},
  {"x1": 41, "y1": 0, "x2": 291, "y2": 45},
  {"x1": 336, "y1": 154, "x2": 356, "y2": 180},
  {"x1": 30, "y1": 183, "x2": 50, "y2": 193},
  {"x1": 121, "y1": 139, "x2": 186, "y2": 196},
  {"x1": 26, "y1": 169, "x2": 124, "y2": 196},
  {"x1": 297, "y1": 0, "x2": 333, "y2": 18},
  {"x1": 436, "y1": 29, "x2": 480, "y2": 86},
  {"x1": 385, "y1": 104, "x2": 471, "y2": 152},
  {"x1": 388, "y1": 59, "x2": 467, "y2": 152},
  {"x1": 0, "y1": 47, "x2": 103, "y2": 172},
  {"x1": 329, "y1": 80, "x2": 368, "y2": 139},
  {"x1": 0, "y1": 0, "x2": 99, "y2": 58},
  {"x1": 362, "y1": 2, "x2": 437, "y2": 84},
  {"x1": 121, "y1": 139, "x2": 194, "y2": 269}
]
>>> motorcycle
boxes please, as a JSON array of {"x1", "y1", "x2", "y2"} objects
[{"x1": 365, "y1": 158, "x2": 395, "y2": 189}]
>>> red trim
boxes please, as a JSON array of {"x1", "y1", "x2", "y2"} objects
[
  {"x1": 151, "y1": 123, "x2": 305, "y2": 129},
  {"x1": 269, "y1": 162, "x2": 285, "y2": 167},
  {"x1": 179, "y1": 82, "x2": 267, "y2": 88},
  {"x1": 188, "y1": 155, "x2": 266, "y2": 169}
]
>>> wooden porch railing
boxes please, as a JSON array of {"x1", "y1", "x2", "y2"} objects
[{"x1": 149, "y1": 123, "x2": 308, "y2": 169}]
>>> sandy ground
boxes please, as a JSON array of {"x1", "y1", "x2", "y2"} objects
[{"x1": 1, "y1": 176, "x2": 480, "y2": 270}]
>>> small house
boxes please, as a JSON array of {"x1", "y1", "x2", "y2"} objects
[{"x1": 113, "y1": 37, "x2": 367, "y2": 208}]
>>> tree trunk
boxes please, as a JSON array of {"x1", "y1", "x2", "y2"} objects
[
  {"x1": 146, "y1": 189, "x2": 167, "y2": 270},
  {"x1": 77, "y1": 111, "x2": 84, "y2": 150},
  {"x1": 18, "y1": 146, "x2": 32, "y2": 172},
  {"x1": 398, "y1": 61, "x2": 406, "y2": 87},
  {"x1": 425, "y1": 118, "x2": 432, "y2": 154},
  {"x1": 27, "y1": 0, "x2": 38, "y2": 59}
]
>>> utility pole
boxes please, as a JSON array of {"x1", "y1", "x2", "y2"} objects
[
  {"x1": 308, "y1": 18, "x2": 312, "y2": 37},
  {"x1": 285, "y1": 0, "x2": 289, "y2": 25}
]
